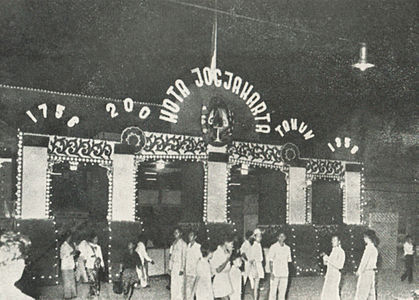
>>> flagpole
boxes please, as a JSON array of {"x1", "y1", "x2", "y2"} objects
[{"x1": 210, "y1": 0, "x2": 218, "y2": 76}]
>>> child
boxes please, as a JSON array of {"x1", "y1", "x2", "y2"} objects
[
  {"x1": 249, "y1": 228, "x2": 264, "y2": 300},
  {"x1": 401, "y1": 235, "x2": 414, "y2": 284},
  {"x1": 268, "y1": 232, "x2": 292, "y2": 300},
  {"x1": 193, "y1": 242, "x2": 215, "y2": 300},
  {"x1": 229, "y1": 252, "x2": 243, "y2": 300}
]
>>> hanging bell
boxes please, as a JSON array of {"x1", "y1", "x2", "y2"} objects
[{"x1": 352, "y1": 42, "x2": 375, "y2": 71}]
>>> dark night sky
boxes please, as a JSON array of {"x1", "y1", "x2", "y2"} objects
[{"x1": 0, "y1": 0, "x2": 417, "y2": 177}]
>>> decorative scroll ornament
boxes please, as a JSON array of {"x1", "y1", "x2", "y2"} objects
[
  {"x1": 201, "y1": 97, "x2": 234, "y2": 146},
  {"x1": 228, "y1": 141, "x2": 286, "y2": 166},
  {"x1": 306, "y1": 159, "x2": 344, "y2": 177},
  {"x1": 121, "y1": 127, "x2": 146, "y2": 153},
  {"x1": 141, "y1": 132, "x2": 207, "y2": 157},
  {"x1": 48, "y1": 136, "x2": 113, "y2": 160},
  {"x1": 280, "y1": 143, "x2": 300, "y2": 163}
]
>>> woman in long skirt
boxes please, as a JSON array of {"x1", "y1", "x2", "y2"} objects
[
  {"x1": 320, "y1": 235, "x2": 345, "y2": 300},
  {"x1": 354, "y1": 230, "x2": 379, "y2": 300},
  {"x1": 121, "y1": 241, "x2": 143, "y2": 300},
  {"x1": 78, "y1": 233, "x2": 104, "y2": 297},
  {"x1": 210, "y1": 235, "x2": 234, "y2": 300}
]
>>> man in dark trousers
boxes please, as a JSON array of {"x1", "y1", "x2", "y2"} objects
[{"x1": 401, "y1": 235, "x2": 414, "y2": 283}]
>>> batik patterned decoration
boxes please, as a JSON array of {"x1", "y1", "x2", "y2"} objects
[
  {"x1": 305, "y1": 159, "x2": 344, "y2": 179},
  {"x1": 228, "y1": 141, "x2": 283, "y2": 167},
  {"x1": 48, "y1": 136, "x2": 113, "y2": 160},
  {"x1": 140, "y1": 132, "x2": 207, "y2": 158}
]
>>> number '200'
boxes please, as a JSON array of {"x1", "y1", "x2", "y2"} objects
[{"x1": 106, "y1": 98, "x2": 151, "y2": 119}]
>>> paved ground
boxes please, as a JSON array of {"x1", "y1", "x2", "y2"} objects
[{"x1": 34, "y1": 270, "x2": 418, "y2": 300}]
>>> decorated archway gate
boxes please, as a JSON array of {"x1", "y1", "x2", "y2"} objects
[{"x1": 16, "y1": 125, "x2": 364, "y2": 283}]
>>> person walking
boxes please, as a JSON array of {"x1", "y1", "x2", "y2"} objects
[
  {"x1": 135, "y1": 234, "x2": 154, "y2": 288},
  {"x1": 185, "y1": 230, "x2": 201, "y2": 300},
  {"x1": 60, "y1": 232, "x2": 77, "y2": 299},
  {"x1": 401, "y1": 235, "x2": 414, "y2": 283},
  {"x1": 169, "y1": 227, "x2": 187, "y2": 300},
  {"x1": 120, "y1": 241, "x2": 143, "y2": 300},
  {"x1": 249, "y1": 228, "x2": 264, "y2": 300},
  {"x1": 86, "y1": 234, "x2": 104, "y2": 296},
  {"x1": 240, "y1": 230, "x2": 253, "y2": 285},
  {"x1": 267, "y1": 232, "x2": 292, "y2": 300},
  {"x1": 320, "y1": 235, "x2": 345, "y2": 300},
  {"x1": 354, "y1": 230, "x2": 379, "y2": 300},
  {"x1": 229, "y1": 253, "x2": 244, "y2": 300},
  {"x1": 193, "y1": 242, "x2": 215, "y2": 300},
  {"x1": 210, "y1": 235, "x2": 234, "y2": 300}
]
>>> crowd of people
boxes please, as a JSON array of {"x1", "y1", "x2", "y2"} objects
[
  {"x1": 59, "y1": 231, "x2": 154, "y2": 299},
  {"x1": 0, "y1": 229, "x2": 415, "y2": 300},
  {"x1": 164, "y1": 227, "x2": 385, "y2": 300}
]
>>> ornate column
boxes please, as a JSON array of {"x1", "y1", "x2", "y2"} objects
[
  {"x1": 288, "y1": 167, "x2": 307, "y2": 224},
  {"x1": 344, "y1": 168, "x2": 361, "y2": 224},
  {"x1": 112, "y1": 151, "x2": 136, "y2": 222},
  {"x1": 20, "y1": 135, "x2": 49, "y2": 219},
  {"x1": 206, "y1": 145, "x2": 229, "y2": 223}
]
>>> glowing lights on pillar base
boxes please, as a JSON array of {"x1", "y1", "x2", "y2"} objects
[
  {"x1": 52, "y1": 217, "x2": 59, "y2": 285},
  {"x1": 16, "y1": 130, "x2": 23, "y2": 218},
  {"x1": 133, "y1": 161, "x2": 140, "y2": 225},
  {"x1": 285, "y1": 174, "x2": 290, "y2": 223},
  {"x1": 291, "y1": 227, "x2": 298, "y2": 274},
  {"x1": 108, "y1": 220, "x2": 113, "y2": 284},
  {"x1": 305, "y1": 178, "x2": 312, "y2": 224},
  {"x1": 360, "y1": 164, "x2": 366, "y2": 225},
  {"x1": 314, "y1": 226, "x2": 324, "y2": 276},
  {"x1": 348, "y1": 227, "x2": 357, "y2": 271},
  {"x1": 203, "y1": 161, "x2": 209, "y2": 223},
  {"x1": 226, "y1": 164, "x2": 232, "y2": 223}
]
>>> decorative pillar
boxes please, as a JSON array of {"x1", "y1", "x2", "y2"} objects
[
  {"x1": 112, "y1": 153, "x2": 136, "y2": 221},
  {"x1": 288, "y1": 167, "x2": 306, "y2": 224},
  {"x1": 206, "y1": 145, "x2": 228, "y2": 223},
  {"x1": 21, "y1": 146, "x2": 48, "y2": 219},
  {"x1": 344, "y1": 171, "x2": 361, "y2": 224}
]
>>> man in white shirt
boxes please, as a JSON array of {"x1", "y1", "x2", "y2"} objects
[
  {"x1": 240, "y1": 230, "x2": 253, "y2": 285},
  {"x1": 320, "y1": 235, "x2": 345, "y2": 300},
  {"x1": 268, "y1": 232, "x2": 292, "y2": 300},
  {"x1": 185, "y1": 230, "x2": 201, "y2": 300},
  {"x1": 401, "y1": 235, "x2": 414, "y2": 283}
]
